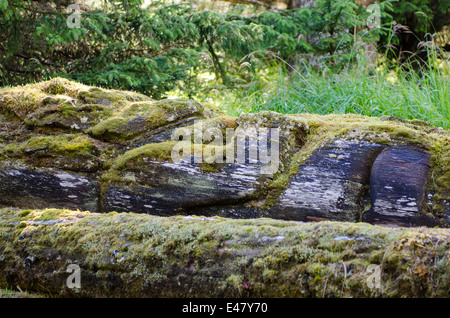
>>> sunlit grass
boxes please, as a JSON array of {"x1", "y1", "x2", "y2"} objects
[{"x1": 201, "y1": 57, "x2": 450, "y2": 129}]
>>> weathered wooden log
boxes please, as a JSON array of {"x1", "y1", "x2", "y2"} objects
[
  {"x1": 0, "y1": 208, "x2": 449, "y2": 298},
  {"x1": 103, "y1": 161, "x2": 266, "y2": 215},
  {"x1": 273, "y1": 138, "x2": 386, "y2": 222},
  {"x1": 362, "y1": 147, "x2": 437, "y2": 227},
  {"x1": 0, "y1": 162, "x2": 99, "y2": 212},
  {"x1": 1, "y1": 78, "x2": 449, "y2": 227}
]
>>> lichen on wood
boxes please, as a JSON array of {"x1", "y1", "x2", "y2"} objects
[{"x1": 0, "y1": 208, "x2": 448, "y2": 298}]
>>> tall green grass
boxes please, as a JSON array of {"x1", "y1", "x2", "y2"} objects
[{"x1": 206, "y1": 57, "x2": 450, "y2": 129}]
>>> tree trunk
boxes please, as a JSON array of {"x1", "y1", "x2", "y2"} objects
[
  {"x1": 207, "y1": 39, "x2": 230, "y2": 85},
  {"x1": 0, "y1": 208, "x2": 449, "y2": 298}
]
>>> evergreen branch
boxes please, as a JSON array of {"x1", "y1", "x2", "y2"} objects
[
  {"x1": 214, "y1": 0, "x2": 283, "y2": 11},
  {"x1": 14, "y1": 52, "x2": 61, "y2": 67},
  {"x1": 9, "y1": 3, "x2": 71, "y2": 16}
]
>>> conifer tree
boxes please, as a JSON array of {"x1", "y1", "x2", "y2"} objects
[{"x1": 0, "y1": 0, "x2": 200, "y2": 98}]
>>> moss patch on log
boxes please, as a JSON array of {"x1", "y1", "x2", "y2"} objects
[
  {"x1": 114, "y1": 140, "x2": 179, "y2": 170},
  {"x1": 0, "y1": 78, "x2": 208, "y2": 141},
  {"x1": 2, "y1": 134, "x2": 98, "y2": 158},
  {"x1": 0, "y1": 207, "x2": 449, "y2": 298}
]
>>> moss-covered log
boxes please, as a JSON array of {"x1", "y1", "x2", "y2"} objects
[
  {"x1": 0, "y1": 208, "x2": 449, "y2": 298},
  {"x1": 1, "y1": 78, "x2": 450, "y2": 227}
]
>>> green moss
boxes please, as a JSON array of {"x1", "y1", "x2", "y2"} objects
[
  {"x1": 77, "y1": 87, "x2": 151, "y2": 105},
  {"x1": 89, "y1": 117, "x2": 129, "y2": 138},
  {"x1": 17, "y1": 222, "x2": 27, "y2": 229},
  {"x1": 426, "y1": 137, "x2": 450, "y2": 215},
  {"x1": 215, "y1": 115, "x2": 238, "y2": 129},
  {"x1": 59, "y1": 136, "x2": 96, "y2": 154},
  {"x1": 263, "y1": 173, "x2": 291, "y2": 209},
  {"x1": 407, "y1": 119, "x2": 435, "y2": 128},
  {"x1": 225, "y1": 274, "x2": 245, "y2": 292},
  {"x1": 59, "y1": 102, "x2": 78, "y2": 118},
  {"x1": 153, "y1": 99, "x2": 203, "y2": 114},
  {"x1": 107, "y1": 99, "x2": 203, "y2": 127},
  {"x1": 0, "y1": 80, "x2": 205, "y2": 135},
  {"x1": 114, "y1": 140, "x2": 178, "y2": 170},
  {"x1": 18, "y1": 210, "x2": 31, "y2": 218},
  {"x1": 0, "y1": 86, "x2": 47, "y2": 118},
  {"x1": 87, "y1": 99, "x2": 206, "y2": 142},
  {"x1": 35, "y1": 209, "x2": 67, "y2": 221},
  {"x1": 2, "y1": 134, "x2": 98, "y2": 158},
  {"x1": 0, "y1": 208, "x2": 434, "y2": 298},
  {"x1": 100, "y1": 169, "x2": 123, "y2": 184},
  {"x1": 0, "y1": 78, "x2": 154, "y2": 131},
  {"x1": 199, "y1": 162, "x2": 223, "y2": 174},
  {"x1": 41, "y1": 78, "x2": 71, "y2": 95},
  {"x1": 0, "y1": 78, "x2": 91, "y2": 118}
]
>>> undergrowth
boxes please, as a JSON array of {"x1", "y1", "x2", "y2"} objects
[{"x1": 195, "y1": 50, "x2": 450, "y2": 129}]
